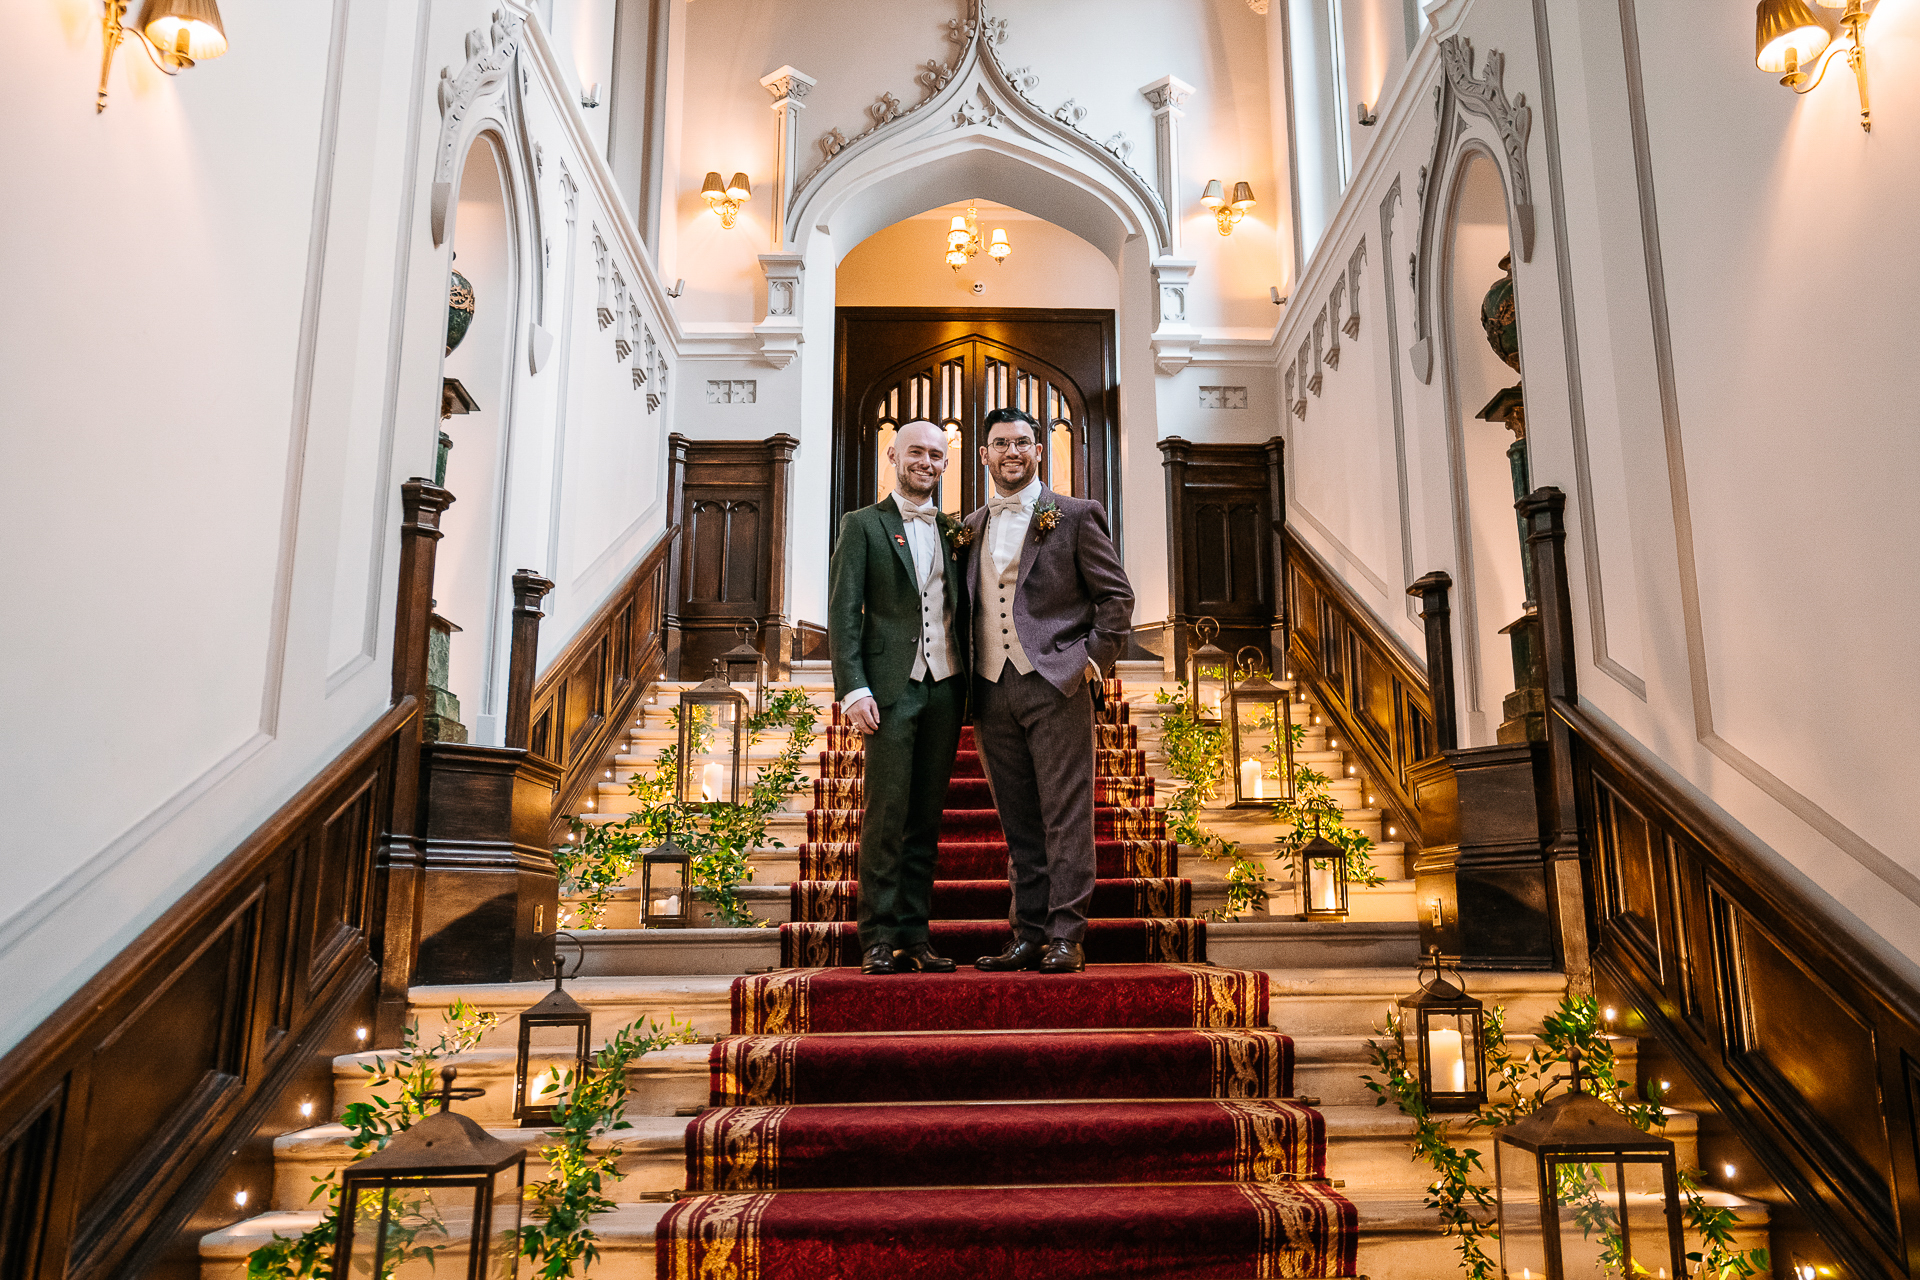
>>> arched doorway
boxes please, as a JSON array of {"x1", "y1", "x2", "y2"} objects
[{"x1": 831, "y1": 309, "x2": 1118, "y2": 542}]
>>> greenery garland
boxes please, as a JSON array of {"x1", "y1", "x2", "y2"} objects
[
  {"x1": 555, "y1": 686, "x2": 819, "y2": 928},
  {"x1": 1362, "y1": 993, "x2": 1769, "y2": 1280},
  {"x1": 520, "y1": 1014, "x2": 697, "y2": 1276},
  {"x1": 1152, "y1": 684, "x2": 1382, "y2": 915},
  {"x1": 246, "y1": 1001, "x2": 502, "y2": 1278}
]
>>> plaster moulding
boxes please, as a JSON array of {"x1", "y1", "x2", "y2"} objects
[
  {"x1": 777, "y1": 0, "x2": 1171, "y2": 255},
  {"x1": 755, "y1": 253, "x2": 805, "y2": 369},
  {"x1": 1406, "y1": 36, "x2": 1536, "y2": 384},
  {"x1": 431, "y1": 12, "x2": 523, "y2": 248},
  {"x1": 1152, "y1": 257, "x2": 1199, "y2": 374}
]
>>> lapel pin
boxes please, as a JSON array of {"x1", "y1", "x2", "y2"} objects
[{"x1": 893, "y1": 534, "x2": 907, "y2": 546}]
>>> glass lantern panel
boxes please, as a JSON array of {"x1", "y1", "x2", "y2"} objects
[
  {"x1": 1233, "y1": 699, "x2": 1283, "y2": 802},
  {"x1": 346, "y1": 1178, "x2": 482, "y2": 1280},
  {"x1": 679, "y1": 703, "x2": 738, "y2": 804},
  {"x1": 522, "y1": 1022, "x2": 586, "y2": 1111},
  {"x1": 486, "y1": 1165, "x2": 525, "y2": 1280},
  {"x1": 1421, "y1": 1009, "x2": 1482, "y2": 1097},
  {"x1": 1542, "y1": 1156, "x2": 1680, "y2": 1279},
  {"x1": 1304, "y1": 854, "x2": 1345, "y2": 915},
  {"x1": 1495, "y1": 1143, "x2": 1549, "y2": 1280},
  {"x1": 1192, "y1": 660, "x2": 1227, "y2": 722},
  {"x1": 645, "y1": 868, "x2": 686, "y2": 923}
]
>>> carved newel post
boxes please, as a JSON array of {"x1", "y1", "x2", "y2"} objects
[
  {"x1": 1405, "y1": 565, "x2": 1554, "y2": 970},
  {"x1": 506, "y1": 570, "x2": 555, "y2": 750}
]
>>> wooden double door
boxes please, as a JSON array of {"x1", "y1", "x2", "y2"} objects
[{"x1": 832, "y1": 308, "x2": 1119, "y2": 548}]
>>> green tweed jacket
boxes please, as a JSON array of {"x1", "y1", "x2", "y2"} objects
[{"x1": 827, "y1": 495, "x2": 973, "y2": 709}]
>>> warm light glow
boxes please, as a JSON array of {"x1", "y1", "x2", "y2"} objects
[
  {"x1": 299, "y1": 1101, "x2": 314, "y2": 1119},
  {"x1": 1240, "y1": 758, "x2": 1264, "y2": 800},
  {"x1": 1604, "y1": 1006, "x2": 1617, "y2": 1022},
  {"x1": 946, "y1": 249, "x2": 968, "y2": 269},
  {"x1": 700, "y1": 760, "x2": 725, "y2": 802},
  {"x1": 726, "y1": 172, "x2": 751, "y2": 201},
  {"x1": 701, "y1": 170, "x2": 750, "y2": 228},
  {"x1": 1755, "y1": 0, "x2": 1830, "y2": 74},
  {"x1": 355, "y1": 1027, "x2": 368, "y2": 1042},
  {"x1": 142, "y1": 0, "x2": 229, "y2": 64},
  {"x1": 1428, "y1": 1027, "x2": 1467, "y2": 1093},
  {"x1": 1724, "y1": 1163, "x2": 1737, "y2": 1178},
  {"x1": 1200, "y1": 179, "x2": 1226, "y2": 209},
  {"x1": 1388, "y1": 826, "x2": 1396, "y2": 836},
  {"x1": 1202, "y1": 179, "x2": 1255, "y2": 234},
  {"x1": 1230, "y1": 181, "x2": 1256, "y2": 210},
  {"x1": 988, "y1": 228, "x2": 1011, "y2": 261},
  {"x1": 234, "y1": 1188, "x2": 248, "y2": 1208}
]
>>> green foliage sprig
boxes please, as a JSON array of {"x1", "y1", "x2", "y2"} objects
[
  {"x1": 1152, "y1": 686, "x2": 1267, "y2": 916},
  {"x1": 520, "y1": 1014, "x2": 698, "y2": 1276},
  {"x1": 1361, "y1": 993, "x2": 1769, "y2": 1280},
  {"x1": 245, "y1": 1001, "x2": 501, "y2": 1279},
  {"x1": 556, "y1": 687, "x2": 819, "y2": 929}
]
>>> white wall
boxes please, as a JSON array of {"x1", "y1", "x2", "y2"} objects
[
  {"x1": 0, "y1": 0, "x2": 679, "y2": 1055},
  {"x1": 836, "y1": 203, "x2": 1118, "y2": 310},
  {"x1": 1272, "y1": 0, "x2": 1920, "y2": 973}
]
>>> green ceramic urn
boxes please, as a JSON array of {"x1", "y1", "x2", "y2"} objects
[
  {"x1": 446, "y1": 266, "x2": 476, "y2": 355},
  {"x1": 1480, "y1": 254, "x2": 1520, "y2": 372}
]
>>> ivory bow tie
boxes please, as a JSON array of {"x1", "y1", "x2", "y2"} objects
[
  {"x1": 987, "y1": 494, "x2": 1025, "y2": 515},
  {"x1": 898, "y1": 505, "x2": 936, "y2": 523}
]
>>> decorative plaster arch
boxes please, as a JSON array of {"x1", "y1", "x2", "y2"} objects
[
  {"x1": 1406, "y1": 36, "x2": 1536, "y2": 384},
  {"x1": 430, "y1": 8, "x2": 556, "y2": 371},
  {"x1": 779, "y1": 3, "x2": 1171, "y2": 261}
]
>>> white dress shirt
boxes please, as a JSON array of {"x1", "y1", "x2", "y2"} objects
[{"x1": 986, "y1": 476, "x2": 1046, "y2": 576}]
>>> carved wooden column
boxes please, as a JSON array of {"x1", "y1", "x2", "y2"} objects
[
  {"x1": 1157, "y1": 437, "x2": 1192, "y2": 679},
  {"x1": 415, "y1": 564, "x2": 562, "y2": 985},
  {"x1": 374, "y1": 478, "x2": 453, "y2": 1044},
  {"x1": 761, "y1": 432, "x2": 798, "y2": 678},
  {"x1": 1407, "y1": 571, "x2": 1459, "y2": 751},
  {"x1": 1520, "y1": 486, "x2": 1592, "y2": 990},
  {"x1": 1263, "y1": 436, "x2": 1287, "y2": 679},
  {"x1": 505, "y1": 570, "x2": 555, "y2": 750},
  {"x1": 1405, "y1": 565, "x2": 1552, "y2": 969}
]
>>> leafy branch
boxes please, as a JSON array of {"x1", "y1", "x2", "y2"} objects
[
  {"x1": 245, "y1": 1001, "x2": 502, "y2": 1279},
  {"x1": 1361, "y1": 993, "x2": 1769, "y2": 1279}
]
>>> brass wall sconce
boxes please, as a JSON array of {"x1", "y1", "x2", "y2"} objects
[
  {"x1": 97, "y1": 0, "x2": 229, "y2": 113},
  {"x1": 944, "y1": 204, "x2": 1010, "y2": 270},
  {"x1": 1201, "y1": 180, "x2": 1256, "y2": 235},
  {"x1": 1756, "y1": 0, "x2": 1876, "y2": 131},
  {"x1": 701, "y1": 171, "x2": 752, "y2": 227}
]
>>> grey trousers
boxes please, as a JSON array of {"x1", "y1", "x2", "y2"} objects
[{"x1": 972, "y1": 663, "x2": 1096, "y2": 943}]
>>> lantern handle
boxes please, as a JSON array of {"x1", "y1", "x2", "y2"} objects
[
  {"x1": 432, "y1": 1065, "x2": 486, "y2": 1110},
  {"x1": 1190, "y1": 616, "x2": 1219, "y2": 645},
  {"x1": 1419, "y1": 944, "x2": 1468, "y2": 993},
  {"x1": 536, "y1": 930, "x2": 588, "y2": 985},
  {"x1": 1233, "y1": 646, "x2": 1269, "y2": 678},
  {"x1": 735, "y1": 619, "x2": 760, "y2": 641}
]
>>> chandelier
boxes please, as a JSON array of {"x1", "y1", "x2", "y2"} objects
[{"x1": 944, "y1": 204, "x2": 1011, "y2": 270}]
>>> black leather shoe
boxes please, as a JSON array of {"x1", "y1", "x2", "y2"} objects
[
  {"x1": 1038, "y1": 939, "x2": 1086, "y2": 973},
  {"x1": 975, "y1": 938, "x2": 1047, "y2": 971},
  {"x1": 861, "y1": 943, "x2": 898, "y2": 975},
  {"x1": 896, "y1": 942, "x2": 957, "y2": 973}
]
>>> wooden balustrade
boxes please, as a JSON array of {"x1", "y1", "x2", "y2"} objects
[
  {"x1": 529, "y1": 526, "x2": 677, "y2": 841},
  {"x1": 1281, "y1": 527, "x2": 1433, "y2": 853}
]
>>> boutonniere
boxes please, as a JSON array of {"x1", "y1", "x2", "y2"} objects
[
  {"x1": 941, "y1": 515, "x2": 975, "y2": 548},
  {"x1": 1032, "y1": 500, "x2": 1063, "y2": 540}
]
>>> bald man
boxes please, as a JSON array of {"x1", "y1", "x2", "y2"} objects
[{"x1": 827, "y1": 421, "x2": 972, "y2": 975}]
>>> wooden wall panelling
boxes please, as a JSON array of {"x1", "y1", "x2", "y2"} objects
[
  {"x1": 1158, "y1": 438, "x2": 1283, "y2": 678},
  {"x1": 0, "y1": 700, "x2": 407, "y2": 1280},
  {"x1": 665, "y1": 434, "x2": 795, "y2": 681},
  {"x1": 1281, "y1": 527, "x2": 1430, "y2": 853},
  {"x1": 530, "y1": 526, "x2": 676, "y2": 843}
]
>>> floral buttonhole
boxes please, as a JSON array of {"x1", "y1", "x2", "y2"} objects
[
  {"x1": 941, "y1": 514, "x2": 976, "y2": 548},
  {"x1": 1032, "y1": 501, "x2": 1063, "y2": 539}
]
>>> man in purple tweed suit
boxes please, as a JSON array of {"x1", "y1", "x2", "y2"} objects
[{"x1": 960, "y1": 407, "x2": 1134, "y2": 974}]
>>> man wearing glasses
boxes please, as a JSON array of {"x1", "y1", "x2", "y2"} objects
[{"x1": 961, "y1": 407, "x2": 1134, "y2": 974}]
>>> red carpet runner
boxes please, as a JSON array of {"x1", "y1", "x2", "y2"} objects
[{"x1": 657, "y1": 683, "x2": 1356, "y2": 1278}]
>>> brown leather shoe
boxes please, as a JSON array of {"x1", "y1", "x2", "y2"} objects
[
  {"x1": 975, "y1": 938, "x2": 1047, "y2": 971},
  {"x1": 861, "y1": 943, "x2": 898, "y2": 975},
  {"x1": 1038, "y1": 939, "x2": 1086, "y2": 973},
  {"x1": 896, "y1": 942, "x2": 957, "y2": 973}
]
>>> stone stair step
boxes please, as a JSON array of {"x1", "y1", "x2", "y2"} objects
[
  {"x1": 1210, "y1": 920, "x2": 1421, "y2": 969},
  {"x1": 329, "y1": 1043, "x2": 711, "y2": 1123},
  {"x1": 560, "y1": 880, "x2": 1232, "y2": 929},
  {"x1": 1269, "y1": 968, "x2": 1569, "y2": 1038},
  {"x1": 406, "y1": 975, "x2": 737, "y2": 1046}
]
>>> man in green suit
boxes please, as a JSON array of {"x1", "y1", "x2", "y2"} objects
[{"x1": 828, "y1": 420, "x2": 971, "y2": 975}]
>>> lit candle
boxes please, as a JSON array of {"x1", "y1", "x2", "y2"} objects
[
  {"x1": 1312, "y1": 864, "x2": 1339, "y2": 912},
  {"x1": 1239, "y1": 758, "x2": 1263, "y2": 800},
  {"x1": 530, "y1": 1070, "x2": 554, "y2": 1100},
  {"x1": 1428, "y1": 1027, "x2": 1466, "y2": 1094},
  {"x1": 700, "y1": 760, "x2": 724, "y2": 802}
]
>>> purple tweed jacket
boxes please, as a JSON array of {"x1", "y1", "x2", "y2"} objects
[{"x1": 958, "y1": 492, "x2": 1135, "y2": 694}]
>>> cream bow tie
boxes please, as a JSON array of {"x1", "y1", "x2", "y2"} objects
[
  {"x1": 898, "y1": 505, "x2": 936, "y2": 523},
  {"x1": 987, "y1": 494, "x2": 1025, "y2": 515}
]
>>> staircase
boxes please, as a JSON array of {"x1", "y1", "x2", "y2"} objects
[{"x1": 198, "y1": 661, "x2": 1765, "y2": 1277}]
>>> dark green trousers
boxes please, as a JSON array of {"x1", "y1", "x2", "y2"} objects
[{"x1": 858, "y1": 674, "x2": 965, "y2": 950}]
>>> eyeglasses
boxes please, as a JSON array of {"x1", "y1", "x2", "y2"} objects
[{"x1": 985, "y1": 438, "x2": 1037, "y2": 454}]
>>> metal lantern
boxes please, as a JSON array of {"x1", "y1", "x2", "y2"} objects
[
  {"x1": 1228, "y1": 648, "x2": 1295, "y2": 808},
  {"x1": 1493, "y1": 1047, "x2": 1686, "y2": 1280},
  {"x1": 514, "y1": 936, "x2": 591, "y2": 1128},
  {"x1": 721, "y1": 620, "x2": 766, "y2": 715},
  {"x1": 1298, "y1": 832, "x2": 1349, "y2": 921},
  {"x1": 1397, "y1": 949, "x2": 1487, "y2": 1112},
  {"x1": 676, "y1": 661, "x2": 747, "y2": 806},
  {"x1": 640, "y1": 817, "x2": 693, "y2": 929},
  {"x1": 336, "y1": 1067, "x2": 525, "y2": 1279},
  {"x1": 1189, "y1": 616, "x2": 1231, "y2": 726}
]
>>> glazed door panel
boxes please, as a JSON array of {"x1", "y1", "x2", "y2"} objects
[{"x1": 833, "y1": 308, "x2": 1119, "y2": 548}]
